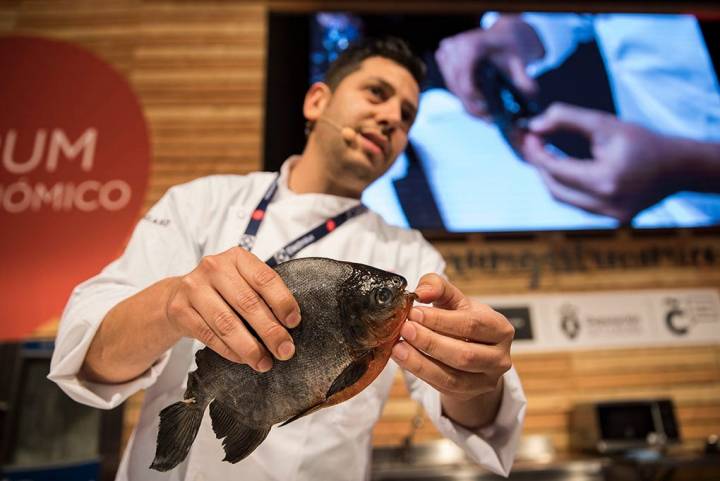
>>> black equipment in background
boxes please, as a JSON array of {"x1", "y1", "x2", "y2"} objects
[{"x1": 0, "y1": 340, "x2": 123, "y2": 481}]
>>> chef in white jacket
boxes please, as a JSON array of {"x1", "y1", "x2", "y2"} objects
[{"x1": 49, "y1": 37, "x2": 526, "y2": 481}]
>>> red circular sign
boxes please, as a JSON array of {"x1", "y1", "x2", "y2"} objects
[{"x1": 0, "y1": 36, "x2": 150, "y2": 340}]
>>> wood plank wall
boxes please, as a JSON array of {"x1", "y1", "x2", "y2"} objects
[{"x1": 3, "y1": 0, "x2": 719, "y2": 461}]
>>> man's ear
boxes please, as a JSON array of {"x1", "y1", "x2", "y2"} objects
[{"x1": 303, "y1": 82, "x2": 332, "y2": 122}]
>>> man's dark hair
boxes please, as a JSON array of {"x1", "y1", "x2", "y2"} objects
[{"x1": 324, "y1": 36, "x2": 426, "y2": 90}]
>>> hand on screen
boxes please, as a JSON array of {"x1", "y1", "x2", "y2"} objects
[
  {"x1": 435, "y1": 15, "x2": 543, "y2": 118},
  {"x1": 520, "y1": 103, "x2": 682, "y2": 223}
]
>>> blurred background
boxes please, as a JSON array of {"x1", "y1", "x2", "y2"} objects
[{"x1": 1, "y1": 1, "x2": 719, "y2": 480}]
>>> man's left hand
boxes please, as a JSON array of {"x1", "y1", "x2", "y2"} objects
[
  {"x1": 391, "y1": 274, "x2": 514, "y2": 415},
  {"x1": 520, "y1": 102, "x2": 681, "y2": 223}
]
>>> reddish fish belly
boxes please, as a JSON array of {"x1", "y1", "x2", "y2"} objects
[{"x1": 323, "y1": 291, "x2": 417, "y2": 407}]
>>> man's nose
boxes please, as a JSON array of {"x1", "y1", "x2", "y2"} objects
[
  {"x1": 380, "y1": 124, "x2": 394, "y2": 137},
  {"x1": 376, "y1": 102, "x2": 403, "y2": 136}
]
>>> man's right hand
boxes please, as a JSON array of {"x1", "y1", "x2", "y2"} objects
[
  {"x1": 165, "y1": 247, "x2": 301, "y2": 372},
  {"x1": 435, "y1": 15, "x2": 544, "y2": 118}
]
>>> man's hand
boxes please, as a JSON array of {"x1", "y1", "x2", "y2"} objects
[
  {"x1": 165, "y1": 247, "x2": 301, "y2": 372},
  {"x1": 435, "y1": 15, "x2": 544, "y2": 118},
  {"x1": 391, "y1": 274, "x2": 514, "y2": 428},
  {"x1": 520, "y1": 102, "x2": 686, "y2": 223}
]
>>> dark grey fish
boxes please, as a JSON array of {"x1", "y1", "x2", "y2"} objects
[{"x1": 150, "y1": 257, "x2": 416, "y2": 471}]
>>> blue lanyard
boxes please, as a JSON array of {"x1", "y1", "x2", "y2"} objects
[{"x1": 238, "y1": 174, "x2": 367, "y2": 267}]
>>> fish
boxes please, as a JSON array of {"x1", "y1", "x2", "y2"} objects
[{"x1": 150, "y1": 257, "x2": 416, "y2": 471}]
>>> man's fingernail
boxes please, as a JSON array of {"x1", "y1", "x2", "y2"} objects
[
  {"x1": 415, "y1": 286, "x2": 431, "y2": 296},
  {"x1": 408, "y1": 308, "x2": 423, "y2": 323},
  {"x1": 278, "y1": 341, "x2": 295, "y2": 360},
  {"x1": 392, "y1": 342, "x2": 409, "y2": 362},
  {"x1": 529, "y1": 117, "x2": 543, "y2": 131},
  {"x1": 285, "y1": 311, "x2": 301, "y2": 328},
  {"x1": 401, "y1": 321, "x2": 417, "y2": 341},
  {"x1": 257, "y1": 357, "x2": 273, "y2": 372}
]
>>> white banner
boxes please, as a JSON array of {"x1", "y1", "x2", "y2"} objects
[{"x1": 476, "y1": 288, "x2": 720, "y2": 352}]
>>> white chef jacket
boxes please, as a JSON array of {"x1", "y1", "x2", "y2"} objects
[{"x1": 48, "y1": 157, "x2": 527, "y2": 481}]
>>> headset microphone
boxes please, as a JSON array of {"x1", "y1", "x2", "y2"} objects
[
  {"x1": 318, "y1": 117, "x2": 358, "y2": 144},
  {"x1": 341, "y1": 127, "x2": 357, "y2": 143}
]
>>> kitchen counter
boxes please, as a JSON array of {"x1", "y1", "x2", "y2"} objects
[{"x1": 371, "y1": 441, "x2": 720, "y2": 481}]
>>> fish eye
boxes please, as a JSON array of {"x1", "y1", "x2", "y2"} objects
[{"x1": 375, "y1": 287, "x2": 393, "y2": 305}]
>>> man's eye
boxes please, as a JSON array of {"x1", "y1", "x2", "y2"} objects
[{"x1": 369, "y1": 86, "x2": 384, "y2": 97}]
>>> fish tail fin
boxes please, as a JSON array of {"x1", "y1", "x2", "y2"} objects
[
  {"x1": 209, "y1": 399, "x2": 270, "y2": 463},
  {"x1": 150, "y1": 373, "x2": 208, "y2": 472}
]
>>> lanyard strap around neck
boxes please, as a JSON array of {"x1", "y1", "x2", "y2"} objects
[{"x1": 238, "y1": 174, "x2": 367, "y2": 267}]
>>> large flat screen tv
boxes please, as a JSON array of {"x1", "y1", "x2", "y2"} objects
[{"x1": 265, "y1": 9, "x2": 720, "y2": 235}]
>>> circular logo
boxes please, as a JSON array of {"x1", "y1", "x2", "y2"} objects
[
  {"x1": 664, "y1": 297, "x2": 691, "y2": 336},
  {"x1": 0, "y1": 36, "x2": 150, "y2": 340},
  {"x1": 560, "y1": 304, "x2": 581, "y2": 340}
]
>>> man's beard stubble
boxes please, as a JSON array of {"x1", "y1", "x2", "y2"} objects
[{"x1": 322, "y1": 127, "x2": 377, "y2": 187}]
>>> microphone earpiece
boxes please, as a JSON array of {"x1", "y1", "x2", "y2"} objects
[
  {"x1": 341, "y1": 127, "x2": 357, "y2": 143},
  {"x1": 317, "y1": 117, "x2": 357, "y2": 144}
]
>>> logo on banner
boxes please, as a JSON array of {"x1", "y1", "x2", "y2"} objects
[
  {"x1": 663, "y1": 295, "x2": 720, "y2": 336},
  {"x1": 0, "y1": 36, "x2": 150, "y2": 340},
  {"x1": 557, "y1": 302, "x2": 645, "y2": 342},
  {"x1": 664, "y1": 298, "x2": 690, "y2": 335},
  {"x1": 559, "y1": 304, "x2": 581, "y2": 340}
]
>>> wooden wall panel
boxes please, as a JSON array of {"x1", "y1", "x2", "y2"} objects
[
  {"x1": 375, "y1": 345, "x2": 720, "y2": 452},
  {"x1": 434, "y1": 236, "x2": 720, "y2": 294},
  {"x1": 135, "y1": 3, "x2": 266, "y2": 206},
  {"x1": 1, "y1": 0, "x2": 266, "y2": 210},
  {"x1": 2, "y1": 0, "x2": 719, "y2": 463}
]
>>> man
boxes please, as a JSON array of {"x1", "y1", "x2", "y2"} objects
[{"x1": 49, "y1": 37, "x2": 526, "y2": 480}]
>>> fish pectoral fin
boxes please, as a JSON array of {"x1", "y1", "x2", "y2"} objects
[
  {"x1": 279, "y1": 352, "x2": 373, "y2": 429},
  {"x1": 209, "y1": 400, "x2": 270, "y2": 464},
  {"x1": 278, "y1": 402, "x2": 324, "y2": 427},
  {"x1": 326, "y1": 352, "x2": 372, "y2": 400}
]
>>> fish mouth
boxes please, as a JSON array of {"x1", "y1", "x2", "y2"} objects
[
  {"x1": 400, "y1": 291, "x2": 417, "y2": 319},
  {"x1": 392, "y1": 291, "x2": 418, "y2": 338}
]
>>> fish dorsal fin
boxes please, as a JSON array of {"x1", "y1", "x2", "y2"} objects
[
  {"x1": 279, "y1": 352, "x2": 373, "y2": 428},
  {"x1": 209, "y1": 400, "x2": 270, "y2": 463}
]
